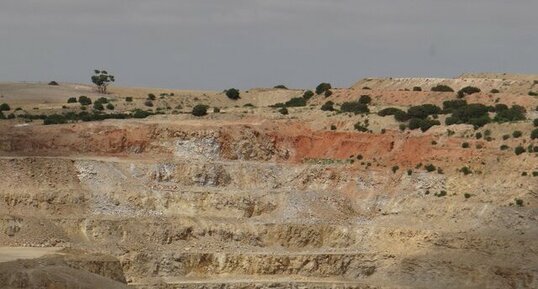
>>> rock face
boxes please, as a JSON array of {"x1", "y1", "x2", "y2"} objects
[
  {"x1": 0, "y1": 249, "x2": 128, "y2": 289},
  {"x1": 0, "y1": 75, "x2": 537, "y2": 289}
]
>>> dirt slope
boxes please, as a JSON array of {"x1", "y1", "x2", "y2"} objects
[{"x1": 0, "y1": 74, "x2": 537, "y2": 289}]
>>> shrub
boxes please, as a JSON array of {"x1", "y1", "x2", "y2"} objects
[
  {"x1": 475, "y1": 132, "x2": 482, "y2": 139},
  {"x1": 442, "y1": 99, "x2": 467, "y2": 112},
  {"x1": 315, "y1": 83, "x2": 332, "y2": 95},
  {"x1": 392, "y1": 166, "x2": 399, "y2": 173},
  {"x1": 284, "y1": 97, "x2": 307, "y2": 107},
  {"x1": 359, "y1": 95, "x2": 372, "y2": 104},
  {"x1": 494, "y1": 104, "x2": 508, "y2": 112},
  {"x1": 461, "y1": 166, "x2": 472, "y2": 175},
  {"x1": 490, "y1": 89, "x2": 500, "y2": 93},
  {"x1": 435, "y1": 191, "x2": 447, "y2": 197},
  {"x1": 67, "y1": 97, "x2": 77, "y2": 103},
  {"x1": 431, "y1": 84, "x2": 454, "y2": 92},
  {"x1": 408, "y1": 118, "x2": 440, "y2": 132},
  {"x1": 529, "y1": 91, "x2": 538, "y2": 96},
  {"x1": 213, "y1": 107, "x2": 220, "y2": 113},
  {"x1": 48, "y1": 81, "x2": 59, "y2": 85},
  {"x1": 125, "y1": 97, "x2": 133, "y2": 102},
  {"x1": 457, "y1": 86, "x2": 481, "y2": 98},
  {"x1": 147, "y1": 93, "x2": 156, "y2": 100},
  {"x1": 330, "y1": 125, "x2": 336, "y2": 130},
  {"x1": 321, "y1": 101, "x2": 335, "y2": 111},
  {"x1": 43, "y1": 114, "x2": 67, "y2": 125},
  {"x1": 399, "y1": 124, "x2": 407, "y2": 131},
  {"x1": 462, "y1": 142, "x2": 469, "y2": 148},
  {"x1": 354, "y1": 122, "x2": 368, "y2": 132},
  {"x1": 502, "y1": 134, "x2": 510, "y2": 140},
  {"x1": 341, "y1": 101, "x2": 369, "y2": 114},
  {"x1": 278, "y1": 107, "x2": 288, "y2": 115},
  {"x1": 464, "y1": 193, "x2": 472, "y2": 199},
  {"x1": 447, "y1": 103, "x2": 491, "y2": 128},
  {"x1": 468, "y1": 115, "x2": 491, "y2": 128},
  {"x1": 144, "y1": 100, "x2": 154, "y2": 107},
  {"x1": 425, "y1": 164, "x2": 436, "y2": 172},
  {"x1": 407, "y1": 169, "x2": 412, "y2": 175},
  {"x1": 378, "y1": 107, "x2": 405, "y2": 117},
  {"x1": 274, "y1": 85, "x2": 287, "y2": 89},
  {"x1": 303, "y1": 90, "x2": 314, "y2": 100},
  {"x1": 192, "y1": 104, "x2": 208, "y2": 116},
  {"x1": 132, "y1": 109, "x2": 151, "y2": 119},
  {"x1": 93, "y1": 102, "x2": 104, "y2": 111},
  {"x1": 533, "y1": 118, "x2": 538, "y2": 127},
  {"x1": 407, "y1": 104, "x2": 441, "y2": 119},
  {"x1": 531, "y1": 128, "x2": 538, "y2": 140},
  {"x1": 413, "y1": 86, "x2": 422, "y2": 91},
  {"x1": 494, "y1": 105, "x2": 526, "y2": 123},
  {"x1": 512, "y1": 131, "x2": 522, "y2": 138},
  {"x1": 515, "y1": 198, "x2": 524, "y2": 207},
  {"x1": 95, "y1": 97, "x2": 108, "y2": 104},
  {"x1": 533, "y1": 171, "x2": 538, "y2": 177},
  {"x1": 324, "y1": 90, "x2": 333, "y2": 97},
  {"x1": 226, "y1": 88, "x2": 240, "y2": 100},
  {"x1": 394, "y1": 110, "x2": 409, "y2": 122},
  {"x1": 270, "y1": 103, "x2": 285, "y2": 108},
  {"x1": 78, "y1": 96, "x2": 92, "y2": 105},
  {"x1": 106, "y1": 103, "x2": 114, "y2": 110},
  {"x1": 514, "y1": 146, "x2": 525, "y2": 155}
]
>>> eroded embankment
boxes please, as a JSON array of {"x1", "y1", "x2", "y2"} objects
[{"x1": 0, "y1": 120, "x2": 481, "y2": 167}]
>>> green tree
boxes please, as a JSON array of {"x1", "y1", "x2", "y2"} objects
[
  {"x1": 531, "y1": 128, "x2": 538, "y2": 140},
  {"x1": 91, "y1": 70, "x2": 115, "y2": 94},
  {"x1": 315, "y1": 83, "x2": 332, "y2": 95},
  {"x1": 303, "y1": 90, "x2": 314, "y2": 100},
  {"x1": 226, "y1": 88, "x2": 240, "y2": 100},
  {"x1": 93, "y1": 102, "x2": 104, "y2": 111},
  {"x1": 514, "y1": 146, "x2": 525, "y2": 155},
  {"x1": 78, "y1": 96, "x2": 92, "y2": 105},
  {"x1": 192, "y1": 104, "x2": 208, "y2": 116},
  {"x1": 359, "y1": 95, "x2": 372, "y2": 104},
  {"x1": 457, "y1": 86, "x2": 481, "y2": 98},
  {"x1": 431, "y1": 84, "x2": 454, "y2": 92},
  {"x1": 321, "y1": 101, "x2": 335, "y2": 111},
  {"x1": 0, "y1": 103, "x2": 11, "y2": 111}
]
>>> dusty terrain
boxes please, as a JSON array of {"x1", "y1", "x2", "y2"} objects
[{"x1": 0, "y1": 74, "x2": 537, "y2": 289}]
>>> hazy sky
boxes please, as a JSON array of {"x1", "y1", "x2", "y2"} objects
[{"x1": 1, "y1": 0, "x2": 536, "y2": 90}]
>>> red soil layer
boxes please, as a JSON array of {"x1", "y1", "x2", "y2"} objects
[{"x1": 0, "y1": 120, "x2": 477, "y2": 169}]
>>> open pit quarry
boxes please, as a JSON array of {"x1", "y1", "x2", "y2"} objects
[{"x1": 0, "y1": 73, "x2": 537, "y2": 289}]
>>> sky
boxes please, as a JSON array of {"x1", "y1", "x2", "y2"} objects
[{"x1": 0, "y1": 0, "x2": 536, "y2": 90}]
